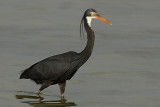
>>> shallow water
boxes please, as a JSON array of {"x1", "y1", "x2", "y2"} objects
[{"x1": 0, "y1": 0, "x2": 160, "y2": 107}]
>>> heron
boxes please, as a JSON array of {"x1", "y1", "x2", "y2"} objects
[{"x1": 20, "y1": 8, "x2": 112, "y2": 97}]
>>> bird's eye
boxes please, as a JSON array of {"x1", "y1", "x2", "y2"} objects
[{"x1": 90, "y1": 12, "x2": 95, "y2": 16}]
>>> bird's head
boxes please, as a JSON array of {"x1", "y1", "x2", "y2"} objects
[
  {"x1": 80, "y1": 9, "x2": 112, "y2": 40},
  {"x1": 83, "y1": 8, "x2": 112, "y2": 27}
]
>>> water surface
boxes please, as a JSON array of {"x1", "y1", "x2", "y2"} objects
[{"x1": 0, "y1": 0, "x2": 160, "y2": 107}]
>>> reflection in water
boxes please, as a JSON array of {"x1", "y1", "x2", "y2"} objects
[{"x1": 15, "y1": 91, "x2": 76, "y2": 107}]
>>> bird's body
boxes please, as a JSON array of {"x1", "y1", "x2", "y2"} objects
[
  {"x1": 20, "y1": 9, "x2": 111, "y2": 97},
  {"x1": 20, "y1": 51, "x2": 78, "y2": 84}
]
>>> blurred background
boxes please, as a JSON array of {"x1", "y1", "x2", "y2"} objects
[{"x1": 0, "y1": 0, "x2": 160, "y2": 107}]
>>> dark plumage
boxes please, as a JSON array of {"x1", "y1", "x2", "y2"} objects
[{"x1": 20, "y1": 8, "x2": 111, "y2": 97}]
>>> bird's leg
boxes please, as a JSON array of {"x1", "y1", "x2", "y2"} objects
[
  {"x1": 58, "y1": 81, "x2": 66, "y2": 97},
  {"x1": 38, "y1": 81, "x2": 53, "y2": 94}
]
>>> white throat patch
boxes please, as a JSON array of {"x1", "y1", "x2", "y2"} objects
[{"x1": 86, "y1": 16, "x2": 95, "y2": 27}]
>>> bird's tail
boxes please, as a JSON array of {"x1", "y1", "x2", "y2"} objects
[{"x1": 19, "y1": 69, "x2": 30, "y2": 79}]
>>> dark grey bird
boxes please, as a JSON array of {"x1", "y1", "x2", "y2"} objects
[{"x1": 20, "y1": 8, "x2": 112, "y2": 97}]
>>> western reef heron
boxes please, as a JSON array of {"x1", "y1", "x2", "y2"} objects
[{"x1": 20, "y1": 8, "x2": 112, "y2": 97}]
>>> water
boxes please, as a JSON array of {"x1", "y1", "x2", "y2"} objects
[{"x1": 0, "y1": 0, "x2": 160, "y2": 107}]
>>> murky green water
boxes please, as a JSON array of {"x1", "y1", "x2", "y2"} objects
[{"x1": 0, "y1": 0, "x2": 160, "y2": 107}]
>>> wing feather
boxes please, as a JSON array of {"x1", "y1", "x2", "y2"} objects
[{"x1": 20, "y1": 51, "x2": 78, "y2": 83}]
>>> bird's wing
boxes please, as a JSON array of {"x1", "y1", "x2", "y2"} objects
[{"x1": 21, "y1": 51, "x2": 78, "y2": 82}]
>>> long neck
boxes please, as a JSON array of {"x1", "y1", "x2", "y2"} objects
[{"x1": 80, "y1": 19, "x2": 95, "y2": 61}]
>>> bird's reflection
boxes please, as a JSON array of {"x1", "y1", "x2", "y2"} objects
[{"x1": 15, "y1": 91, "x2": 76, "y2": 107}]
